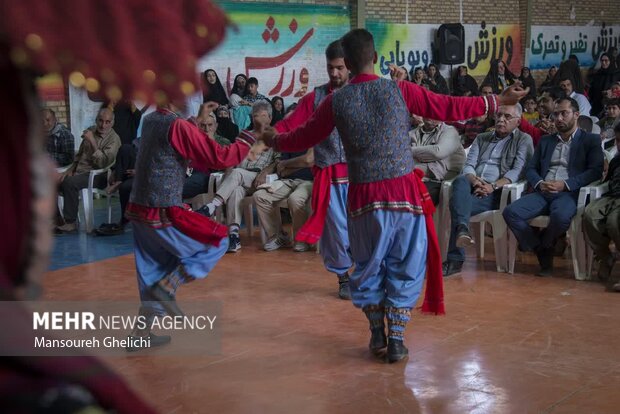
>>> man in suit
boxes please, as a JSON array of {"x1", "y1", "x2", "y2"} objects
[{"x1": 503, "y1": 97, "x2": 604, "y2": 276}]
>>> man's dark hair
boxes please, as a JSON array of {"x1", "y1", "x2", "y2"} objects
[
  {"x1": 341, "y1": 29, "x2": 375, "y2": 72},
  {"x1": 545, "y1": 86, "x2": 566, "y2": 100},
  {"x1": 558, "y1": 76, "x2": 573, "y2": 85},
  {"x1": 604, "y1": 98, "x2": 620, "y2": 108},
  {"x1": 247, "y1": 77, "x2": 259, "y2": 86},
  {"x1": 555, "y1": 97, "x2": 580, "y2": 112},
  {"x1": 577, "y1": 115, "x2": 593, "y2": 133},
  {"x1": 325, "y1": 39, "x2": 344, "y2": 61}
]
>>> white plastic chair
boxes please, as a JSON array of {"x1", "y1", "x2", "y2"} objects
[
  {"x1": 506, "y1": 181, "x2": 600, "y2": 279},
  {"x1": 57, "y1": 163, "x2": 115, "y2": 233},
  {"x1": 439, "y1": 179, "x2": 524, "y2": 271}
]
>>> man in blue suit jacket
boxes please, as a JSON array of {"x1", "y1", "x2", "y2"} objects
[{"x1": 503, "y1": 97, "x2": 604, "y2": 276}]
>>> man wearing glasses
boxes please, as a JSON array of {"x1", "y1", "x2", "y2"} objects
[
  {"x1": 503, "y1": 98, "x2": 604, "y2": 276},
  {"x1": 443, "y1": 104, "x2": 534, "y2": 276}
]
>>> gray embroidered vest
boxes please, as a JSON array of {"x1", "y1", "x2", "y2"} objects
[
  {"x1": 130, "y1": 111, "x2": 186, "y2": 207},
  {"x1": 313, "y1": 84, "x2": 347, "y2": 168},
  {"x1": 332, "y1": 78, "x2": 413, "y2": 183}
]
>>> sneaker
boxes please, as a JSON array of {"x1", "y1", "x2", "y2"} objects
[
  {"x1": 263, "y1": 232, "x2": 291, "y2": 251},
  {"x1": 292, "y1": 241, "x2": 310, "y2": 252},
  {"x1": 227, "y1": 232, "x2": 241, "y2": 253},
  {"x1": 455, "y1": 225, "x2": 475, "y2": 248}
]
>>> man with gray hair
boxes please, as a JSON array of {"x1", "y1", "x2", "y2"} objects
[
  {"x1": 443, "y1": 104, "x2": 534, "y2": 276},
  {"x1": 200, "y1": 101, "x2": 279, "y2": 252},
  {"x1": 56, "y1": 107, "x2": 121, "y2": 233}
]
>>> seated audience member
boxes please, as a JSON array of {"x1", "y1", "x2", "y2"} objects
[
  {"x1": 426, "y1": 64, "x2": 450, "y2": 95},
  {"x1": 539, "y1": 65, "x2": 558, "y2": 93},
  {"x1": 56, "y1": 108, "x2": 121, "y2": 233},
  {"x1": 243, "y1": 77, "x2": 269, "y2": 104},
  {"x1": 183, "y1": 112, "x2": 231, "y2": 200},
  {"x1": 229, "y1": 73, "x2": 252, "y2": 130},
  {"x1": 95, "y1": 141, "x2": 137, "y2": 236},
  {"x1": 449, "y1": 114, "x2": 492, "y2": 149},
  {"x1": 43, "y1": 108, "x2": 74, "y2": 167},
  {"x1": 599, "y1": 99, "x2": 620, "y2": 156},
  {"x1": 482, "y1": 59, "x2": 515, "y2": 94},
  {"x1": 271, "y1": 96, "x2": 286, "y2": 125},
  {"x1": 199, "y1": 101, "x2": 279, "y2": 252},
  {"x1": 285, "y1": 102, "x2": 298, "y2": 115},
  {"x1": 106, "y1": 100, "x2": 145, "y2": 146},
  {"x1": 558, "y1": 76, "x2": 591, "y2": 116},
  {"x1": 253, "y1": 149, "x2": 314, "y2": 252},
  {"x1": 452, "y1": 65, "x2": 479, "y2": 96},
  {"x1": 202, "y1": 69, "x2": 229, "y2": 106},
  {"x1": 583, "y1": 125, "x2": 620, "y2": 289},
  {"x1": 409, "y1": 119, "x2": 465, "y2": 204},
  {"x1": 518, "y1": 67, "x2": 537, "y2": 97},
  {"x1": 410, "y1": 67, "x2": 428, "y2": 87},
  {"x1": 503, "y1": 98, "x2": 604, "y2": 276},
  {"x1": 521, "y1": 96, "x2": 539, "y2": 125},
  {"x1": 443, "y1": 105, "x2": 534, "y2": 276},
  {"x1": 479, "y1": 84, "x2": 494, "y2": 97},
  {"x1": 215, "y1": 105, "x2": 239, "y2": 142},
  {"x1": 589, "y1": 53, "x2": 620, "y2": 117}
]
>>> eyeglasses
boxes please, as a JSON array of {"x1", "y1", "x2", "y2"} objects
[{"x1": 494, "y1": 113, "x2": 518, "y2": 121}]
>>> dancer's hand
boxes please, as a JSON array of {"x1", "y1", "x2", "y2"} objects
[
  {"x1": 498, "y1": 81, "x2": 530, "y2": 106},
  {"x1": 258, "y1": 127, "x2": 278, "y2": 147},
  {"x1": 389, "y1": 64, "x2": 408, "y2": 81}
]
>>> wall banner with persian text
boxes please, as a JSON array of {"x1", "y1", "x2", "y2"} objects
[
  {"x1": 368, "y1": 21, "x2": 522, "y2": 78},
  {"x1": 199, "y1": 2, "x2": 350, "y2": 105},
  {"x1": 527, "y1": 23, "x2": 620, "y2": 69}
]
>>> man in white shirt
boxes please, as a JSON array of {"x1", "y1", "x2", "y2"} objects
[{"x1": 559, "y1": 77, "x2": 591, "y2": 116}]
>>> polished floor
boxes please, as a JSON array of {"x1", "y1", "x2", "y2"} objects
[{"x1": 44, "y1": 220, "x2": 620, "y2": 414}]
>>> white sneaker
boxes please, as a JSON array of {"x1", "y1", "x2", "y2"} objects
[
  {"x1": 292, "y1": 242, "x2": 310, "y2": 252},
  {"x1": 263, "y1": 232, "x2": 291, "y2": 251}
]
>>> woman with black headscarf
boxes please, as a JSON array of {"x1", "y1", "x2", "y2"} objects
[
  {"x1": 202, "y1": 69, "x2": 229, "y2": 106},
  {"x1": 518, "y1": 67, "x2": 537, "y2": 97},
  {"x1": 539, "y1": 65, "x2": 557, "y2": 93},
  {"x1": 452, "y1": 65, "x2": 479, "y2": 96},
  {"x1": 482, "y1": 59, "x2": 516, "y2": 94},
  {"x1": 589, "y1": 53, "x2": 620, "y2": 116},
  {"x1": 426, "y1": 64, "x2": 450, "y2": 95},
  {"x1": 215, "y1": 105, "x2": 239, "y2": 142}
]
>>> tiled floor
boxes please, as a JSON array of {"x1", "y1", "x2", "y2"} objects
[{"x1": 44, "y1": 210, "x2": 620, "y2": 414}]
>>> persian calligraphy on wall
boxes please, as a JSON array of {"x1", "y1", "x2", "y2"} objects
[
  {"x1": 200, "y1": 2, "x2": 350, "y2": 104},
  {"x1": 527, "y1": 23, "x2": 620, "y2": 69},
  {"x1": 368, "y1": 21, "x2": 522, "y2": 78}
]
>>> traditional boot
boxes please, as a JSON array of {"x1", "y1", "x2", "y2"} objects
[
  {"x1": 149, "y1": 265, "x2": 195, "y2": 317},
  {"x1": 363, "y1": 304, "x2": 387, "y2": 354},
  {"x1": 337, "y1": 272, "x2": 351, "y2": 300},
  {"x1": 386, "y1": 306, "x2": 411, "y2": 363},
  {"x1": 126, "y1": 306, "x2": 171, "y2": 352}
]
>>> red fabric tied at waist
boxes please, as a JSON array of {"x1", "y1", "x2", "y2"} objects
[
  {"x1": 295, "y1": 163, "x2": 348, "y2": 244},
  {"x1": 126, "y1": 203, "x2": 227, "y2": 247},
  {"x1": 413, "y1": 169, "x2": 445, "y2": 315}
]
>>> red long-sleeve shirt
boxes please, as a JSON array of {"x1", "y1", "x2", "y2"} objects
[{"x1": 273, "y1": 74, "x2": 498, "y2": 216}]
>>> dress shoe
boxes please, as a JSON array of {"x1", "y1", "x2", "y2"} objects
[
  {"x1": 442, "y1": 260, "x2": 463, "y2": 277},
  {"x1": 126, "y1": 333, "x2": 171, "y2": 352},
  {"x1": 387, "y1": 339, "x2": 409, "y2": 363},
  {"x1": 613, "y1": 280, "x2": 620, "y2": 292},
  {"x1": 535, "y1": 247, "x2": 554, "y2": 277},
  {"x1": 369, "y1": 328, "x2": 387, "y2": 354},
  {"x1": 455, "y1": 225, "x2": 475, "y2": 248},
  {"x1": 149, "y1": 283, "x2": 185, "y2": 317}
]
